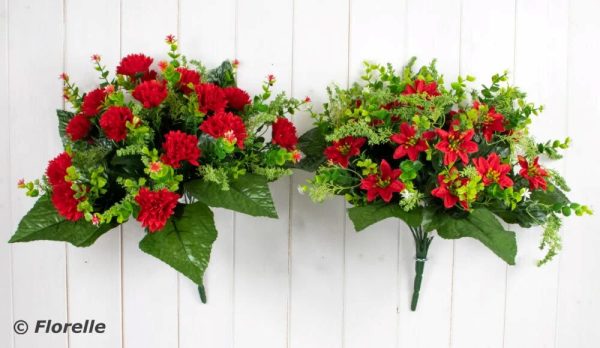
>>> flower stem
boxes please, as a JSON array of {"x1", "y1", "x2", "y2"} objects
[{"x1": 410, "y1": 225, "x2": 433, "y2": 311}]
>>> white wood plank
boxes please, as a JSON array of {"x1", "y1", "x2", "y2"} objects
[
  {"x1": 63, "y1": 1, "x2": 122, "y2": 347},
  {"x1": 0, "y1": 0, "x2": 13, "y2": 346},
  {"x1": 451, "y1": 1, "x2": 516, "y2": 347},
  {"x1": 178, "y1": 1, "x2": 236, "y2": 347},
  {"x1": 9, "y1": 0, "x2": 68, "y2": 347},
  {"x1": 503, "y1": 1, "x2": 567, "y2": 347},
  {"x1": 120, "y1": 1, "x2": 179, "y2": 347},
  {"x1": 289, "y1": 0, "x2": 349, "y2": 347},
  {"x1": 343, "y1": 1, "x2": 405, "y2": 347},
  {"x1": 233, "y1": 1, "x2": 293, "y2": 346},
  {"x1": 556, "y1": 0, "x2": 600, "y2": 347},
  {"x1": 397, "y1": 1, "x2": 460, "y2": 347}
]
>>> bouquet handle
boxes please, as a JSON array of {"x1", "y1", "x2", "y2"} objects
[{"x1": 410, "y1": 226, "x2": 433, "y2": 311}]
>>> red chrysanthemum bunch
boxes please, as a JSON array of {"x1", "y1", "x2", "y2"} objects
[{"x1": 18, "y1": 34, "x2": 308, "y2": 246}]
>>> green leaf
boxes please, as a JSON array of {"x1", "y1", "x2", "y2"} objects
[
  {"x1": 139, "y1": 202, "x2": 217, "y2": 286},
  {"x1": 57, "y1": 110, "x2": 74, "y2": 145},
  {"x1": 531, "y1": 187, "x2": 570, "y2": 206},
  {"x1": 433, "y1": 208, "x2": 517, "y2": 265},
  {"x1": 296, "y1": 127, "x2": 327, "y2": 172},
  {"x1": 9, "y1": 195, "x2": 117, "y2": 247},
  {"x1": 348, "y1": 202, "x2": 423, "y2": 231},
  {"x1": 185, "y1": 174, "x2": 278, "y2": 218},
  {"x1": 204, "y1": 61, "x2": 236, "y2": 87}
]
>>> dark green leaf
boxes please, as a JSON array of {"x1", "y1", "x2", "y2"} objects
[
  {"x1": 531, "y1": 187, "x2": 570, "y2": 206},
  {"x1": 139, "y1": 202, "x2": 217, "y2": 286},
  {"x1": 296, "y1": 127, "x2": 327, "y2": 172},
  {"x1": 9, "y1": 195, "x2": 117, "y2": 247},
  {"x1": 185, "y1": 174, "x2": 278, "y2": 218},
  {"x1": 348, "y1": 202, "x2": 423, "y2": 231},
  {"x1": 57, "y1": 110, "x2": 74, "y2": 145},
  {"x1": 488, "y1": 202, "x2": 547, "y2": 228},
  {"x1": 433, "y1": 208, "x2": 517, "y2": 265},
  {"x1": 204, "y1": 61, "x2": 236, "y2": 87}
]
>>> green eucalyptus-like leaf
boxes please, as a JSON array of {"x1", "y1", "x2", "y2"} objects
[
  {"x1": 348, "y1": 202, "x2": 423, "y2": 231},
  {"x1": 296, "y1": 127, "x2": 328, "y2": 172},
  {"x1": 431, "y1": 208, "x2": 517, "y2": 265},
  {"x1": 185, "y1": 174, "x2": 278, "y2": 218},
  {"x1": 139, "y1": 202, "x2": 217, "y2": 286},
  {"x1": 9, "y1": 195, "x2": 117, "y2": 247}
]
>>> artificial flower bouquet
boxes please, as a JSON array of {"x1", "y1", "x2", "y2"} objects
[
  {"x1": 298, "y1": 58, "x2": 591, "y2": 310},
  {"x1": 10, "y1": 36, "x2": 306, "y2": 301}
]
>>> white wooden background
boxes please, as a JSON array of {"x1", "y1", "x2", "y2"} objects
[{"x1": 1, "y1": 0, "x2": 600, "y2": 347}]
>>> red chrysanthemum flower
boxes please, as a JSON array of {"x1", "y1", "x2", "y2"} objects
[
  {"x1": 223, "y1": 87, "x2": 251, "y2": 111},
  {"x1": 161, "y1": 130, "x2": 201, "y2": 168},
  {"x1": 473, "y1": 152, "x2": 513, "y2": 188},
  {"x1": 435, "y1": 128, "x2": 479, "y2": 165},
  {"x1": 116, "y1": 53, "x2": 154, "y2": 79},
  {"x1": 195, "y1": 83, "x2": 228, "y2": 114},
  {"x1": 132, "y1": 80, "x2": 168, "y2": 108},
  {"x1": 135, "y1": 187, "x2": 180, "y2": 232},
  {"x1": 199, "y1": 111, "x2": 247, "y2": 149},
  {"x1": 51, "y1": 183, "x2": 84, "y2": 221},
  {"x1": 45, "y1": 152, "x2": 83, "y2": 221},
  {"x1": 390, "y1": 122, "x2": 431, "y2": 161},
  {"x1": 431, "y1": 167, "x2": 469, "y2": 209},
  {"x1": 473, "y1": 101, "x2": 506, "y2": 142},
  {"x1": 99, "y1": 106, "x2": 134, "y2": 142},
  {"x1": 81, "y1": 88, "x2": 107, "y2": 117},
  {"x1": 518, "y1": 156, "x2": 549, "y2": 191},
  {"x1": 66, "y1": 114, "x2": 92, "y2": 141},
  {"x1": 46, "y1": 152, "x2": 72, "y2": 187},
  {"x1": 271, "y1": 117, "x2": 298, "y2": 150},
  {"x1": 360, "y1": 160, "x2": 405, "y2": 203},
  {"x1": 402, "y1": 79, "x2": 440, "y2": 97},
  {"x1": 324, "y1": 136, "x2": 366, "y2": 168},
  {"x1": 176, "y1": 67, "x2": 201, "y2": 94}
]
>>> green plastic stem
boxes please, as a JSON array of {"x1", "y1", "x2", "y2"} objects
[{"x1": 410, "y1": 226, "x2": 433, "y2": 311}]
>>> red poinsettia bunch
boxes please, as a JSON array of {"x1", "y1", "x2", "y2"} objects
[{"x1": 299, "y1": 59, "x2": 590, "y2": 310}]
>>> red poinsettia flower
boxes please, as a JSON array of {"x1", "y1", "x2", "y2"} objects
[
  {"x1": 132, "y1": 80, "x2": 168, "y2": 108},
  {"x1": 402, "y1": 79, "x2": 440, "y2": 97},
  {"x1": 116, "y1": 53, "x2": 155, "y2": 80},
  {"x1": 435, "y1": 128, "x2": 478, "y2": 165},
  {"x1": 324, "y1": 136, "x2": 366, "y2": 168},
  {"x1": 195, "y1": 83, "x2": 228, "y2": 114},
  {"x1": 431, "y1": 167, "x2": 469, "y2": 209},
  {"x1": 473, "y1": 152, "x2": 513, "y2": 188},
  {"x1": 66, "y1": 114, "x2": 92, "y2": 141},
  {"x1": 176, "y1": 67, "x2": 201, "y2": 94},
  {"x1": 360, "y1": 159, "x2": 405, "y2": 203},
  {"x1": 135, "y1": 187, "x2": 180, "y2": 232},
  {"x1": 271, "y1": 117, "x2": 298, "y2": 150},
  {"x1": 161, "y1": 130, "x2": 201, "y2": 168},
  {"x1": 46, "y1": 152, "x2": 83, "y2": 221},
  {"x1": 81, "y1": 88, "x2": 107, "y2": 117},
  {"x1": 473, "y1": 101, "x2": 506, "y2": 142},
  {"x1": 518, "y1": 156, "x2": 549, "y2": 190},
  {"x1": 223, "y1": 87, "x2": 251, "y2": 111},
  {"x1": 390, "y1": 122, "x2": 430, "y2": 161},
  {"x1": 99, "y1": 106, "x2": 134, "y2": 142},
  {"x1": 199, "y1": 111, "x2": 247, "y2": 149}
]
